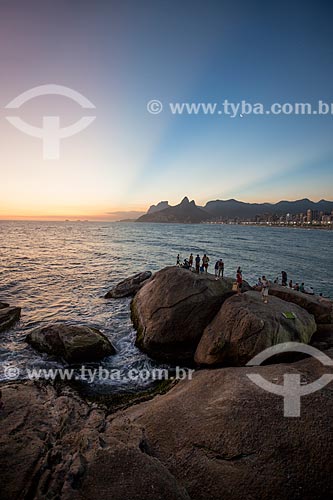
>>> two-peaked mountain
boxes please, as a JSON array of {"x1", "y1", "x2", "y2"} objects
[{"x1": 136, "y1": 197, "x2": 210, "y2": 223}]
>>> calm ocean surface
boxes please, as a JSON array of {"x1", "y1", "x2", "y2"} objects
[{"x1": 1, "y1": 221, "x2": 332, "y2": 390}]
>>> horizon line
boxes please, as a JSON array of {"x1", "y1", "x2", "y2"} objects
[{"x1": 1, "y1": 196, "x2": 332, "y2": 221}]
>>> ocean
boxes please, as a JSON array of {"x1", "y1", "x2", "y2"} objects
[{"x1": 1, "y1": 221, "x2": 332, "y2": 391}]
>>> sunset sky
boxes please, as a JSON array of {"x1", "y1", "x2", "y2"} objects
[{"x1": 0, "y1": 0, "x2": 332, "y2": 220}]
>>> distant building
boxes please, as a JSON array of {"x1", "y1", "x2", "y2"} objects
[{"x1": 307, "y1": 209, "x2": 312, "y2": 223}]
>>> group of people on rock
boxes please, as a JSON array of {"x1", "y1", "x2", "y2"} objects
[
  {"x1": 176, "y1": 255, "x2": 316, "y2": 299},
  {"x1": 272, "y1": 271, "x2": 314, "y2": 294},
  {"x1": 255, "y1": 270, "x2": 315, "y2": 303},
  {"x1": 176, "y1": 253, "x2": 225, "y2": 277}
]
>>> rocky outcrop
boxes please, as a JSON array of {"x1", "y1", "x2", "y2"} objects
[
  {"x1": 105, "y1": 271, "x2": 152, "y2": 298},
  {"x1": 0, "y1": 303, "x2": 21, "y2": 332},
  {"x1": 131, "y1": 266, "x2": 239, "y2": 362},
  {"x1": 269, "y1": 285, "x2": 332, "y2": 324},
  {"x1": 195, "y1": 291, "x2": 316, "y2": 366},
  {"x1": 2, "y1": 351, "x2": 332, "y2": 500},
  {"x1": 110, "y1": 351, "x2": 333, "y2": 500},
  {"x1": 0, "y1": 381, "x2": 189, "y2": 500},
  {"x1": 26, "y1": 324, "x2": 115, "y2": 363}
]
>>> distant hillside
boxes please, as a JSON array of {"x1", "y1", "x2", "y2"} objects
[
  {"x1": 147, "y1": 201, "x2": 170, "y2": 214},
  {"x1": 136, "y1": 197, "x2": 210, "y2": 223},
  {"x1": 136, "y1": 197, "x2": 333, "y2": 223},
  {"x1": 204, "y1": 198, "x2": 333, "y2": 219}
]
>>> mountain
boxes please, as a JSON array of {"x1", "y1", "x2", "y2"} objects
[
  {"x1": 147, "y1": 201, "x2": 170, "y2": 214},
  {"x1": 204, "y1": 198, "x2": 333, "y2": 219},
  {"x1": 136, "y1": 197, "x2": 333, "y2": 223},
  {"x1": 136, "y1": 197, "x2": 210, "y2": 223}
]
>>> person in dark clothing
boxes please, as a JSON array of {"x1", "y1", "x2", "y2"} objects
[
  {"x1": 218, "y1": 259, "x2": 224, "y2": 278},
  {"x1": 195, "y1": 254, "x2": 200, "y2": 273},
  {"x1": 214, "y1": 260, "x2": 219, "y2": 277},
  {"x1": 236, "y1": 267, "x2": 243, "y2": 295},
  {"x1": 281, "y1": 271, "x2": 287, "y2": 286}
]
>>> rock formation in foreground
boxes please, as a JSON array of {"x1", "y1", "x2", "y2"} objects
[
  {"x1": 195, "y1": 291, "x2": 316, "y2": 366},
  {"x1": 131, "y1": 266, "x2": 245, "y2": 362},
  {"x1": 26, "y1": 324, "x2": 115, "y2": 362},
  {"x1": 1, "y1": 351, "x2": 332, "y2": 500}
]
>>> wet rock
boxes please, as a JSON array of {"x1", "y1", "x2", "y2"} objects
[
  {"x1": 26, "y1": 324, "x2": 115, "y2": 363},
  {"x1": 0, "y1": 305, "x2": 21, "y2": 332}
]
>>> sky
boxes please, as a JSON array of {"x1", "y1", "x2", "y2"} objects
[{"x1": 0, "y1": 0, "x2": 332, "y2": 219}]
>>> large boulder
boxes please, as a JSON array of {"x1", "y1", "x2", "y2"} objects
[
  {"x1": 1, "y1": 352, "x2": 332, "y2": 500},
  {"x1": 131, "y1": 266, "x2": 240, "y2": 362},
  {"x1": 269, "y1": 285, "x2": 332, "y2": 324},
  {"x1": 0, "y1": 381, "x2": 189, "y2": 500},
  {"x1": 195, "y1": 291, "x2": 316, "y2": 366},
  {"x1": 110, "y1": 352, "x2": 333, "y2": 500},
  {"x1": 105, "y1": 271, "x2": 152, "y2": 299},
  {"x1": 26, "y1": 324, "x2": 115, "y2": 362},
  {"x1": 0, "y1": 304, "x2": 21, "y2": 332}
]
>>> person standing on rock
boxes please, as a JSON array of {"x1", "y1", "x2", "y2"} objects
[
  {"x1": 195, "y1": 254, "x2": 200, "y2": 273},
  {"x1": 236, "y1": 267, "x2": 242, "y2": 294},
  {"x1": 214, "y1": 260, "x2": 219, "y2": 278},
  {"x1": 261, "y1": 276, "x2": 269, "y2": 303},
  {"x1": 281, "y1": 271, "x2": 288, "y2": 286},
  {"x1": 218, "y1": 259, "x2": 224, "y2": 278},
  {"x1": 202, "y1": 254, "x2": 209, "y2": 274},
  {"x1": 189, "y1": 253, "x2": 193, "y2": 269},
  {"x1": 176, "y1": 254, "x2": 180, "y2": 266}
]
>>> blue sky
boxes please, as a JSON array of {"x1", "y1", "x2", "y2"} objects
[{"x1": 0, "y1": 0, "x2": 332, "y2": 218}]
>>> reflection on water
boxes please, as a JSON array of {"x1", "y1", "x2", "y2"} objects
[{"x1": 0, "y1": 221, "x2": 332, "y2": 390}]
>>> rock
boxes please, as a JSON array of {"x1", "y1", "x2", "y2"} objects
[
  {"x1": 268, "y1": 285, "x2": 332, "y2": 324},
  {"x1": 195, "y1": 291, "x2": 316, "y2": 366},
  {"x1": 110, "y1": 351, "x2": 333, "y2": 500},
  {"x1": 26, "y1": 324, "x2": 115, "y2": 363},
  {"x1": 0, "y1": 381, "x2": 190, "y2": 500},
  {"x1": 311, "y1": 324, "x2": 333, "y2": 350},
  {"x1": 131, "y1": 266, "x2": 239, "y2": 362},
  {"x1": 0, "y1": 305, "x2": 21, "y2": 332},
  {"x1": 105, "y1": 271, "x2": 152, "y2": 299},
  {"x1": 1, "y1": 352, "x2": 333, "y2": 500}
]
